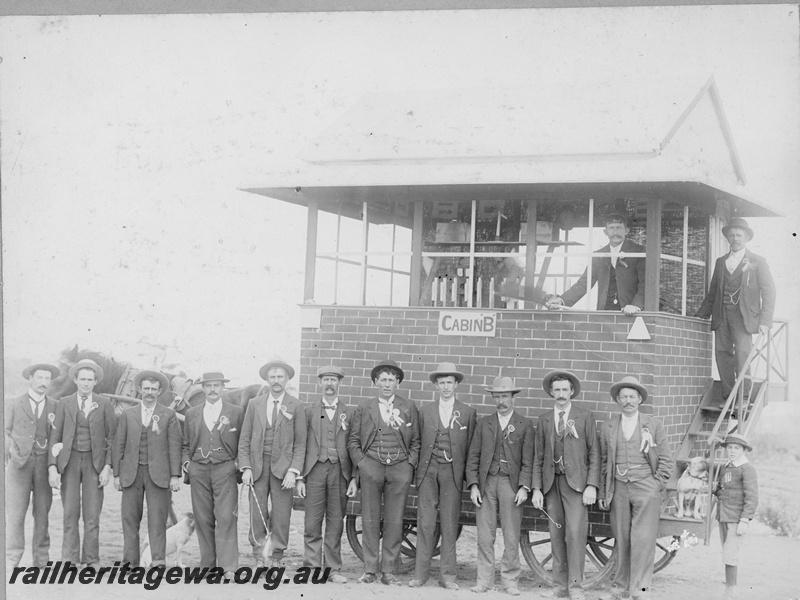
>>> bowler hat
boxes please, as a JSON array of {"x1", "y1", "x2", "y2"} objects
[
  {"x1": 68, "y1": 359, "x2": 104, "y2": 384},
  {"x1": 23, "y1": 363, "x2": 60, "y2": 379},
  {"x1": 610, "y1": 375, "x2": 649, "y2": 403},
  {"x1": 259, "y1": 359, "x2": 295, "y2": 381},
  {"x1": 133, "y1": 370, "x2": 170, "y2": 393},
  {"x1": 485, "y1": 376, "x2": 522, "y2": 394},
  {"x1": 317, "y1": 364, "x2": 345, "y2": 379},
  {"x1": 429, "y1": 361, "x2": 465, "y2": 384},
  {"x1": 370, "y1": 359, "x2": 405, "y2": 383},
  {"x1": 721, "y1": 434, "x2": 752, "y2": 452},
  {"x1": 542, "y1": 370, "x2": 581, "y2": 398},
  {"x1": 721, "y1": 217, "x2": 754, "y2": 241},
  {"x1": 197, "y1": 371, "x2": 230, "y2": 385}
]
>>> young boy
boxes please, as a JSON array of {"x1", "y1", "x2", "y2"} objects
[{"x1": 714, "y1": 434, "x2": 758, "y2": 600}]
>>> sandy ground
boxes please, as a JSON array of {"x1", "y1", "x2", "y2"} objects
[{"x1": 6, "y1": 459, "x2": 799, "y2": 600}]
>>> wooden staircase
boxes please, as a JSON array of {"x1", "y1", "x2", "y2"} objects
[{"x1": 666, "y1": 322, "x2": 789, "y2": 535}]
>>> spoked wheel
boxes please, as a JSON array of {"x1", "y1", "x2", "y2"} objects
[
  {"x1": 346, "y1": 516, "x2": 463, "y2": 574},
  {"x1": 588, "y1": 535, "x2": 679, "y2": 574},
  {"x1": 520, "y1": 531, "x2": 616, "y2": 589}
]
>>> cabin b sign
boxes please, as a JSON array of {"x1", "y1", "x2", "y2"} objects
[{"x1": 438, "y1": 311, "x2": 497, "y2": 337}]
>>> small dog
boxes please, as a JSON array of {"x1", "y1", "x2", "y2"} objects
[
  {"x1": 677, "y1": 457, "x2": 709, "y2": 519},
  {"x1": 141, "y1": 512, "x2": 196, "y2": 567}
]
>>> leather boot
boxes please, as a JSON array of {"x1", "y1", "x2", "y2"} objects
[{"x1": 722, "y1": 565, "x2": 737, "y2": 599}]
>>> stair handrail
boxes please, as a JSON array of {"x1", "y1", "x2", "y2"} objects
[{"x1": 706, "y1": 331, "x2": 766, "y2": 446}]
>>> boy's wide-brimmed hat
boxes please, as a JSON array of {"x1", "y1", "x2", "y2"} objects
[
  {"x1": 371, "y1": 359, "x2": 405, "y2": 383},
  {"x1": 197, "y1": 371, "x2": 230, "y2": 385},
  {"x1": 721, "y1": 217, "x2": 754, "y2": 241},
  {"x1": 259, "y1": 359, "x2": 295, "y2": 381},
  {"x1": 486, "y1": 376, "x2": 522, "y2": 395},
  {"x1": 429, "y1": 361, "x2": 465, "y2": 384},
  {"x1": 610, "y1": 375, "x2": 649, "y2": 403},
  {"x1": 542, "y1": 370, "x2": 582, "y2": 398},
  {"x1": 67, "y1": 359, "x2": 104, "y2": 384},
  {"x1": 133, "y1": 370, "x2": 170, "y2": 392},
  {"x1": 721, "y1": 434, "x2": 752, "y2": 452},
  {"x1": 23, "y1": 363, "x2": 60, "y2": 379}
]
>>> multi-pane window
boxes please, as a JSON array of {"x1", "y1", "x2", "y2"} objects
[
  {"x1": 420, "y1": 199, "x2": 527, "y2": 308},
  {"x1": 659, "y1": 203, "x2": 708, "y2": 316},
  {"x1": 310, "y1": 196, "x2": 709, "y2": 314},
  {"x1": 314, "y1": 200, "x2": 412, "y2": 306}
]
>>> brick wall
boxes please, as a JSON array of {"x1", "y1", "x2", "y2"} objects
[{"x1": 299, "y1": 307, "x2": 713, "y2": 449}]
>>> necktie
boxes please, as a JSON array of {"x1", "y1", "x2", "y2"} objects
[
  {"x1": 80, "y1": 395, "x2": 88, "y2": 413},
  {"x1": 323, "y1": 403, "x2": 336, "y2": 419},
  {"x1": 144, "y1": 408, "x2": 153, "y2": 427},
  {"x1": 31, "y1": 398, "x2": 43, "y2": 419},
  {"x1": 271, "y1": 400, "x2": 279, "y2": 426},
  {"x1": 557, "y1": 411, "x2": 565, "y2": 437}
]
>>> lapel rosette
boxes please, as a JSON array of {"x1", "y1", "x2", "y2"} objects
[
  {"x1": 640, "y1": 427, "x2": 656, "y2": 453},
  {"x1": 387, "y1": 407, "x2": 405, "y2": 429},
  {"x1": 216, "y1": 414, "x2": 230, "y2": 431},
  {"x1": 151, "y1": 413, "x2": 160, "y2": 434},
  {"x1": 567, "y1": 419, "x2": 579, "y2": 439},
  {"x1": 339, "y1": 413, "x2": 348, "y2": 431}
]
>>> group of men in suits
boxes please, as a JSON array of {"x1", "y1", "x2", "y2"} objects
[
  {"x1": 6, "y1": 355, "x2": 673, "y2": 600},
  {"x1": 6, "y1": 207, "x2": 775, "y2": 599}
]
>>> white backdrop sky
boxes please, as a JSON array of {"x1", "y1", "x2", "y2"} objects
[{"x1": 1, "y1": 5, "x2": 798, "y2": 386}]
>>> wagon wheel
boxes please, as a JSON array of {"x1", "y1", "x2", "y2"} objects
[
  {"x1": 520, "y1": 531, "x2": 616, "y2": 589},
  {"x1": 346, "y1": 516, "x2": 462, "y2": 574},
  {"x1": 587, "y1": 535, "x2": 679, "y2": 574}
]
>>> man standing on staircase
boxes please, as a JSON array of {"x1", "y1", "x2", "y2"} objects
[
  {"x1": 695, "y1": 217, "x2": 776, "y2": 404},
  {"x1": 545, "y1": 213, "x2": 645, "y2": 316},
  {"x1": 598, "y1": 376, "x2": 674, "y2": 600}
]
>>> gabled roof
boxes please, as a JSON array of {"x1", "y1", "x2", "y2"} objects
[{"x1": 243, "y1": 74, "x2": 775, "y2": 217}]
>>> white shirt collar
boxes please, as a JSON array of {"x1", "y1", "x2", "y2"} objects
[
  {"x1": 497, "y1": 410, "x2": 514, "y2": 430},
  {"x1": 553, "y1": 403, "x2": 571, "y2": 424},
  {"x1": 378, "y1": 395, "x2": 395, "y2": 405},
  {"x1": 28, "y1": 390, "x2": 45, "y2": 402},
  {"x1": 439, "y1": 397, "x2": 455, "y2": 425},
  {"x1": 730, "y1": 455, "x2": 749, "y2": 467},
  {"x1": 269, "y1": 392, "x2": 285, "y2": 404},
  {"x1": 142, "y1": 402, "x2": 156, "y2": 418},
  {"x1": 322, "y1": 396, "x2": 339, "y2": 408},
  {"x1": 726, "y1": 248, "x2": 746, "y2": 272},
  {"x1": 204, "y1": 399, "x2": 222, "y2": 413}
]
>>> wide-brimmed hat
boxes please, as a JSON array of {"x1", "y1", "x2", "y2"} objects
[
  {"x1": 133, "y1": 370, "x2": 170, "y2": 392},
  {"x1": 721, "y1": 217, "x2": 754, "y2": 241},
  {"x1": 370, "y1": 359, "x2": 405, "y2": 383},
  {"x1": 486, "y1": 376, "x2": 522, "y2": 395},
  {"x1": 23, "y1": 363, "x2": 60, "y2": 379},
  {"x1": 610, "y1": 375, "x2": 648, "y2": 403},
  {"x1": 67, "y1": 359, "x2": 104, "y2": 384},
  {"x1": 721, "y1": 434, "x2": 752, "y2": 452},
  {"x1": 259, "y1": 359, "x2": 295, "y2": 381},
  {"x1": 317, "y1": 365, "x2": 345, "y2": 379},
  {"x1": 197, "y1": 371, "x2": 230, "y2": 385},
  {"x1": 542, "y1": 370, "x2": 581, "y2": 398},
  {"x1": 429, "y1": 361, "x2": 465, "y2": 384}
]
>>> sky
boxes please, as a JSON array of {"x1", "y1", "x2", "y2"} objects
[{"x1": 1, "y1": 5, "x2": 798, "y2": 388}]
